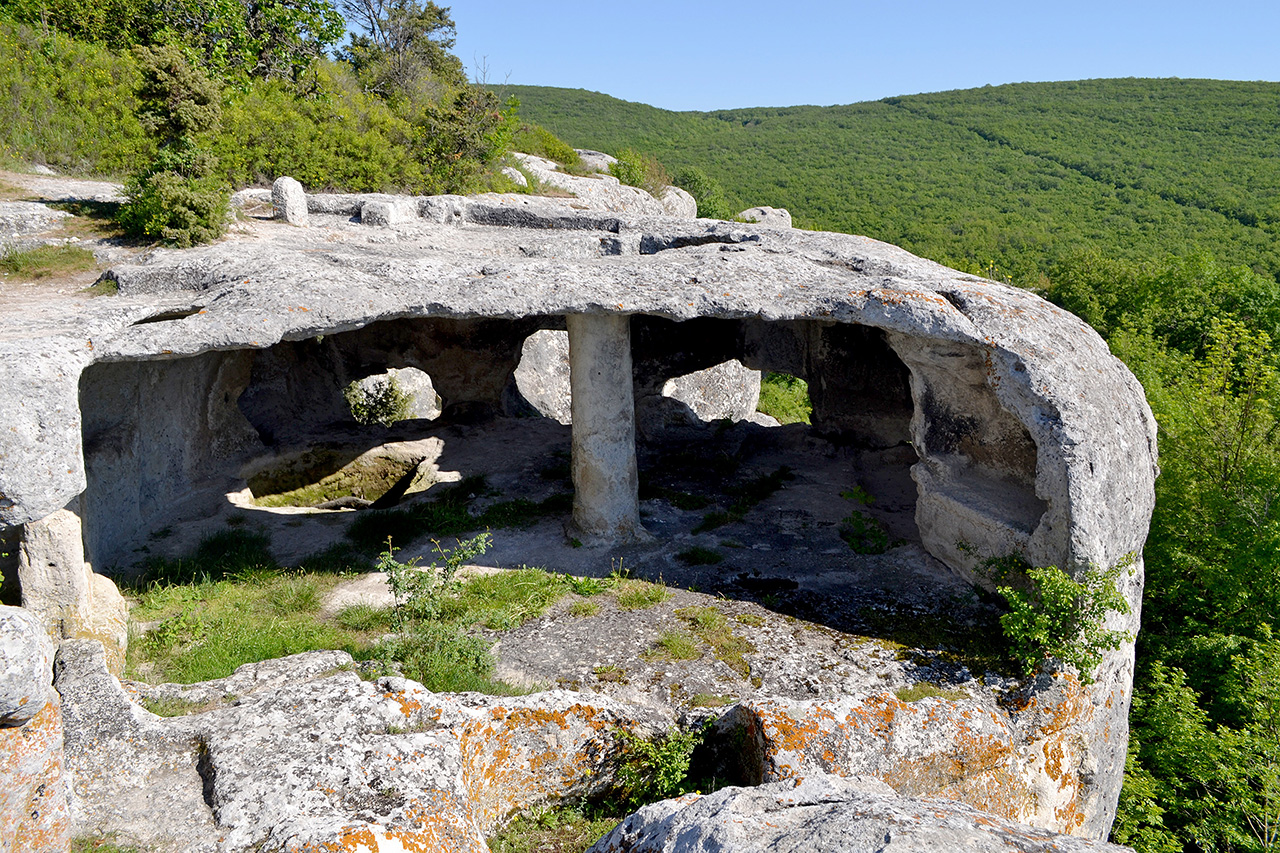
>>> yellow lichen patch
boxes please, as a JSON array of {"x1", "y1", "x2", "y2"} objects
[{"x1": 0, "y1": 699, "x2": 70, "y2": 853}]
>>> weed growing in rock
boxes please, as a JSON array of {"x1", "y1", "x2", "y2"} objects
[
  {"x1": 343, "y1": 375, "x2": 412, "y2": 427},
  {"x1": 613, "y1": 725, "x2": 704, "y2": 810},
  {"x1": 614, "y1": 579, "x2": 670, "y2": 610},
  {"x1": 839, "y1": 511, "x2": 890, "y2": 555},
  {"x1": 992, "y1": 554, "x2": 1134, "y2": 683},
  {"x1": 643, "y1": 631, "x2": 700, "y2": 662},
  {"x1": 689, "y1": 693, "x2": 734, "y2": 708},
  {"x1": 675, "y1": 606, "x2": 755, "y2": 679},
  {"x1": 692, "y1": 466, "x2": 794, "y2": 533},
  {"x1": 593, "y1": 664, "x2": 627, "y2": 683},
  {"x1": 567, "y1": 600, "x2": 599, "y2": 618},
  {"x1": 487, "y1": 806, "x2": 620, "y2": 853}
]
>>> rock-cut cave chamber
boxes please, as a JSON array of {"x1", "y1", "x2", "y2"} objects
[{"x1": 73, "y1": 310, "x2": 1050, "y2": 627}]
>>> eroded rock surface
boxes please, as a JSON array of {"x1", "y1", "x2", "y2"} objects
[
  {"x1": 0, "y1": 181, "x2": 1157, "y2": 838},
  {"x1": 57, "y1": 641, "x2": 672, "y2": 853},
  {"x1": 588, "y1": 773, "x2": 1134, "y2": 853},
  {"x1": 0, "y1": 605, "x2": 68, "y2": 853}
]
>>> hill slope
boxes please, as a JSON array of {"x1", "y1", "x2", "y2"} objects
[{"x1": 507, "y1": 79, "x2": 1280, "y2": 283}]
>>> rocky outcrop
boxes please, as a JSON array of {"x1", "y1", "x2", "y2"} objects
[
  {"x1": 588, "y1": 773, "x2": 1134, "y2": 853},
  {"x1": 729, "y1": 673, "x2": 1118, "y2": 837},
  {"x1": 0, "y1": 605, "x2": 69, "y2": 853},
  {"x1": 737, "y1": 206, "x2": 792, "y2": 228},
  {"x1": 56, "y1": 641, "x2": 671, "y2": 853},
  {"x1": 0, "y1": 183, "x2": 1156, "y2": 836},
  {"x1": 512, "y1": 153, "x2": 688, "y2": 217},
  {"x1": 17, "y1": 510, "x2": 127, "y2": 675},
  {"x1": 270, "y1": 176, "x2": 307, "y2": 227}
]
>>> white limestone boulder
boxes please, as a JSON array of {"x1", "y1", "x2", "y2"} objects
[{"x1": 588, "y1": 773, "x2": 1134, "y2": 853}]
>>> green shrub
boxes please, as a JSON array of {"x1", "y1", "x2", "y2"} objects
[
  {"x1": 609, "y1": 148, "x2": 670, "y2": 199},
  {"x1": 614, "y1": 726, "x2": 704, "y2": 809},
  {"x1": 117, "y1": 45, "x2": 228, "y2": 246},
  {"x1": 214, "y1": 63, "x2": 422, "y2": 191},
  {"x1": 343, "y1": 375, "x2": 412, "y2": 427},
  {"x1": 756, "y1": 373, "x2": 811, "y2": 424},
  {"x1": 839, "y1": 511, "x2": 889, "y2": 555},
  {"x1": 379, "y1": 533, "x2": 490, "y2": 629},
  {"x1": 994, "y1": 555, "x2": 1134, "y2": 682},
  {"x1": 0, "y1": 21, "x2": 150, "y2": 175},
  {"x1": 674, "y1": 166, "x2": 733, "y2": 220},
  {"x1": 117, "y1": 165, "x2": 228, "y2": 246},
  {"x1": 511, "y1": 121, "x2": 581, "y2": 168}
]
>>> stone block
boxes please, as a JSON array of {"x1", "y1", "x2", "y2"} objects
[{"x1": 271, "y1": 176, "x2": 307, "y2": 227}]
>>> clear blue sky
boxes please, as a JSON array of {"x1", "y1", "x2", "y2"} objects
[{"x1": 447, "y1": 0, "x2": 1280, "y2": 112}]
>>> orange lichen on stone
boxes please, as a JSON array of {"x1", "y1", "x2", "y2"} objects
[{"x1": 0, "y1": 699, "x2": 70, "y2": 853}]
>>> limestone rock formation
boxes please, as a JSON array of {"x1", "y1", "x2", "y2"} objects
[
  {"x1": 0, "y1": 201, "x2": 70, "y2": 244},
  {"x1": 588, "y1": 773, "x2": 1134, "y2": 853},
  {"x1": 0, "y1": 606, "x2": 54, "y2": 727},
  {"x1": 738, "y1": 206, "x2": 793, "y2": 228},
  {"x1": 730, "y1": 678, "x2": 1117, "y2": 836},
  {"x1": 512, "y1": 152, "x2": 689, "y2": 217},
  {"x1": 661, "y1": 185, "x2": 697, "y2": 218},
  {"x1": 57, "y1": 641, "x2": 672, "y2": 853},
  {"x1": 0, "y1": 605, "x2": 69, "y2": 853},
  {"x1": 575, "y1": 149, "x2": 618, "y2": 173},
  {"x1": 270, "y1": 176, "x2": 307, "y2": 227},
  {"x1": 0, "y1": 180, "x2": 1157, "y2": 838},
  {"x1": 17, "y1": 510, "x2": 127, "y2": 675}
]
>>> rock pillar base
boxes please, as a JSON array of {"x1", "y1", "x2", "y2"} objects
[{"x1": 567, "y1": 314, "x2": 646, "y2": 543}]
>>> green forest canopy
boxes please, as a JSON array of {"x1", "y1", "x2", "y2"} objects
[{"x1": 508, "y1": 79, "x2": 1280, "y2": 286}]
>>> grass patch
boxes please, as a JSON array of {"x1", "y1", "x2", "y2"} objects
[
  {"x1": 642, "y1": 630, "x2": 700, "y2": 661},
  {"x1": 690, "y1": 692, "x2": 734, "y2": 708},
  {"x1": 677, "y1": 546, "x2": 723, "y2": 565},
  {"x1": 488, "y1": 806, "x2": 621, "y2": 853},
  {"x1": 442, "y1": 567, "x2": 572, "y2": 631},
  {"x1": 128, "y1": 570, "x2": 356, "y2": 684},
  {"x1": 735, "y1": 613, "x2": 765, "y2": 627},
  {"x1": 568, "y1": 599, "x2": 600, "y2": 618},
  {"x1": 126, "y1": 528, "x2": 554, "y2": 693},
  {"x1": 0, "y1": 243, "x2": 97, "y2": 278},
  {"x1": 895, "y1": 682, "x2": 968, "y2": 703},
  {"x1": 80, "y1": 276, "x2": 118, "y2": 296},
  {"x1": 72, "y1": 838, "x2": 144, "y2": 853},
  {"x1": 334, "y1": 603, "x2": 391, "y2": 632},
  {"x1": 756, "y1": 373, "x2": 811, "y2": 425},
  {"x1": 693, "y1": 466, "x2": 793, "y2": 533},
  {"x1": 593, "y1": 664, "x2": 627, "y2": 683},
  {"x1": 614, "y1": 579, "x2": 670, "y2": 610},
  {"x1": 138, "y1": 695, "x2": 216, "y2": 717},
  {"x1": 675, "y1": 606, "x2": 756, "y2": 679}
]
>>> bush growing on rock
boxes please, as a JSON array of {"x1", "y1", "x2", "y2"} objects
[
  {"x1": 609, "y1": 148, "x2": 671, "y2": 199},
  {"x1": 675, "y1": 166, "x2": 733, "y2": 220},
  {"x1": 344, "y1": 374, "x2": 413, "y2": 426},
  {"x1": 117, "y1": 45, "x2": 229, "y2": 246}
]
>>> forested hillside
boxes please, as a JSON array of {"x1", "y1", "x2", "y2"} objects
[
  {"x1": 514, "y1": 79, "x2": 1280, "y2": 853},
  {"x1": 509, "y1": 80, "x2": 1280, "y2": 285}
]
